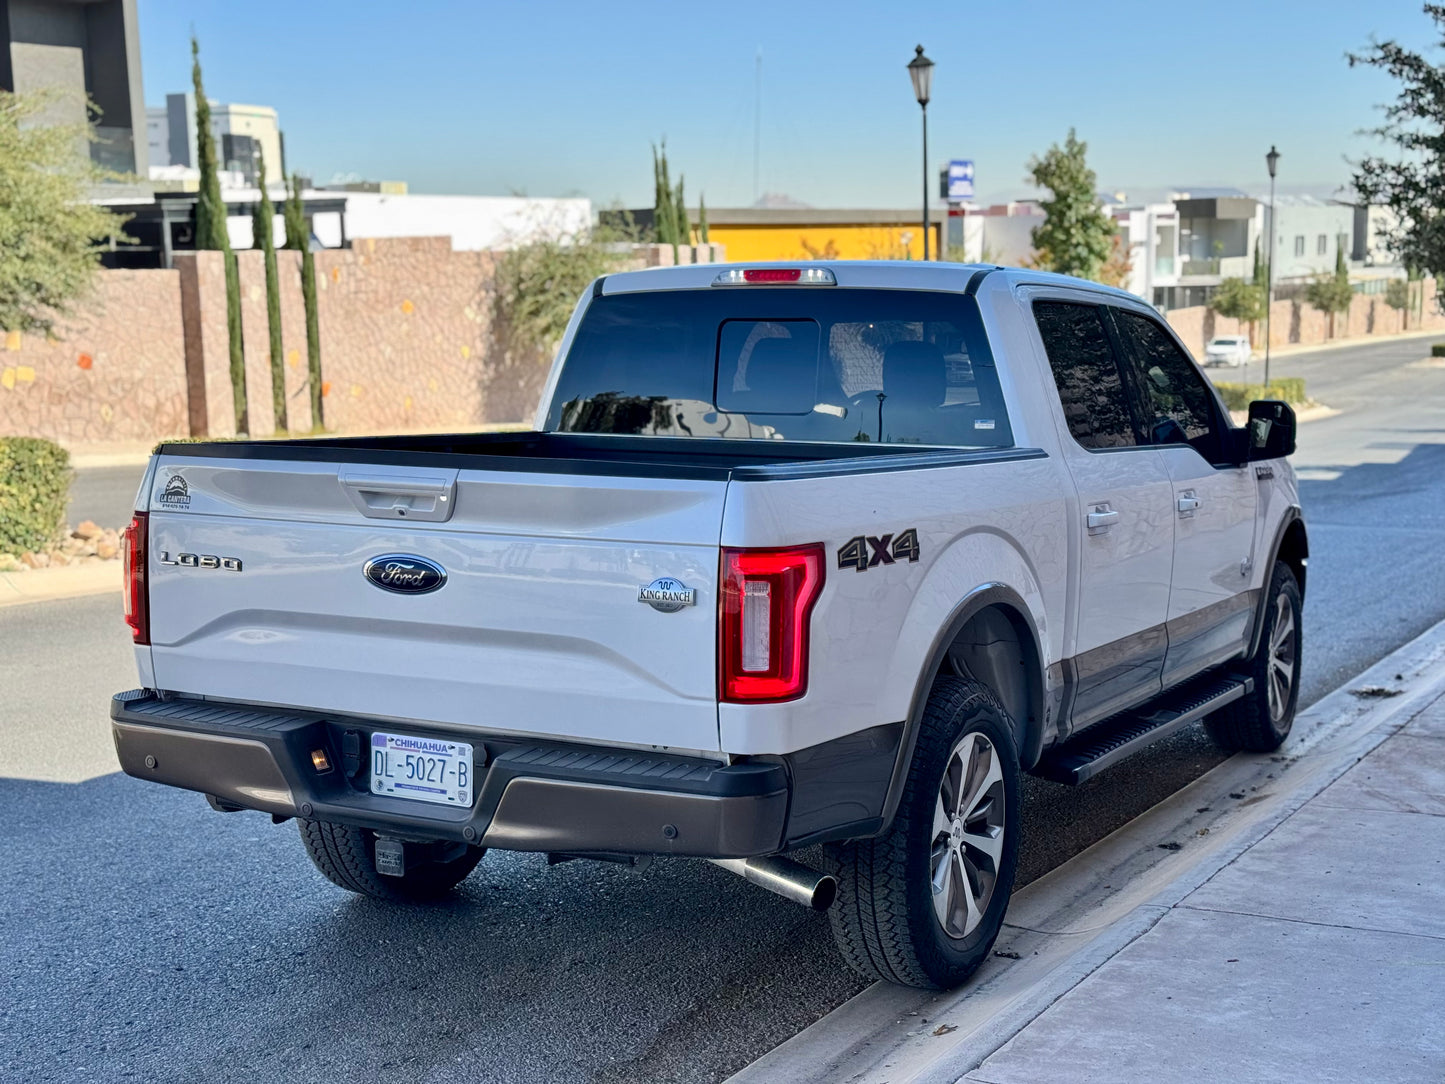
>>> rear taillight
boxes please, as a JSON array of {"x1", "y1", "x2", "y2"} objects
[
  {"x1": 122, "y1": 512, "x2": 148, "y2": 645},
  {"x1": 719, "y1": 544, "x2": 824, "y2": 703}
]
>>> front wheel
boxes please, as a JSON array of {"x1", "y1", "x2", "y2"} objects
[
  {"x1": 1207, "y1": 561, "x2": 1302, "y2": 753},
  {"x1": 826, "y1": 677, "x2": 1021, "y2": 989}
]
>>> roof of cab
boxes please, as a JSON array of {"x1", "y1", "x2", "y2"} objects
[{"x1": 597, "y1": 260, "x2": 1143, "y2": 305}]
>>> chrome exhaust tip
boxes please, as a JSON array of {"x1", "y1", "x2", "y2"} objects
[{"x1": 709, "y1": 856, "x2": 837, "y2": 911}]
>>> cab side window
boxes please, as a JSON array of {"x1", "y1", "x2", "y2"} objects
[
  {"x1": 1113, "y1": 310, "x2": 1226, "y2": 462},
  {"x1": 1034, "y1": 301, "x2": 1138, "y2": 450}
]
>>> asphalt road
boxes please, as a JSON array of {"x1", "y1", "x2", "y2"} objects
[
  {"x1": 68, "y1": 464, "x2": 144, "y2": 532},
  {"x1": 7, "y1": 334, "x2": 1444, "y2": 1083}
]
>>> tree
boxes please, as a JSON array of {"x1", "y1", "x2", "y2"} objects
[
  {"x1": 1210, "y1": 277, "x2": 1267, "y2": 344},
  {"x1": 650, "y1": 141, "x2": 690, "y2": 260},
  {"x1": 284, "y1": 174, "x2": 323, "y2": 429},
  {"x1": 251, "y1": 149, "x2": 286, "y2": 433},
  {"x1": 1304, "y1": 245, "x2": 1355, "y2": 337},
  {"x1": 1348, "y1": 5, "x2": 1445, "y2": 293},
  {"x1": 0, "y1": 89, "x2": 128, "y2": 335},
  {"x1": 1027, "y1": 129, "x2": 1116, "y2": 280},
  {"x1": 192, "y1": 36, "x2": 248, "y2": 436},
  {"x1": 1384, "y1": 277, "x2": 1411, "y2": 310},
  {"x1": 1094, "y1": 233, "x2": 1134, "y2": 289},
  {"x1": 491, "y1": 222, "x2": 628, "y2": 421},
  {"x1": 698, "y1": 194, "x2": 709, "y2": 245}
]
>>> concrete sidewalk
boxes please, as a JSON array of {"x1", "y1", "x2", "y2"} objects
[
  {"x1": 960, "y1": 690, "x2": 1445, "y2": 1084},
  {"x1": 0, "y1": 562, "x2": 119, "y2": 607},
  {"x1": 732, "y1": 618, "x2": 1445, "y2": 1084}
]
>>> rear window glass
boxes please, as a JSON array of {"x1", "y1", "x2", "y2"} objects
[{"x1": 545, "y1": 287, "x2": 1012, "y2": 447}]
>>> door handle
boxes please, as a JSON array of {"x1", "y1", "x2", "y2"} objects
[
  {"x1": 1086, "y1": 508, "x2": 1120, "y2": 532},
  {"x1": 1177, "y1": 494, "x2": 1201, "y2": 515}
]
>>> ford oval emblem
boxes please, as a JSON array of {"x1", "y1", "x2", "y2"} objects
[{"x1": 363, "y1": 554, "x2": 447, "y2": 595}]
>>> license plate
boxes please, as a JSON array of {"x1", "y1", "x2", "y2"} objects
[{"x1": 369, "y1": 732, "x2": 474, "y2": 807}]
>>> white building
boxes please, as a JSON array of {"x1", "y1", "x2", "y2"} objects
[
  {"x1": 323, "y1": 192, "x2": 592, "y2": 252},
  {"x1": 226, "y1": 189, "x2": 593, "y2": 254},
  {"x1": 1258, "y1": 197, "x2": 1357, "y2": 282},
  {"x1": 147, "y1": 94, "x2": 285, "y2": 185}
]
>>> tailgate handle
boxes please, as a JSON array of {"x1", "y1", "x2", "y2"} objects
[{"x1": 339, "y1": 470, "x2": 458, "y2": 522}]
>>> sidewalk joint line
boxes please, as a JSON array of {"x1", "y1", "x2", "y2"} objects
[{"x1": 1176, "y1": 903, "x2": 1445, "y2": 943}]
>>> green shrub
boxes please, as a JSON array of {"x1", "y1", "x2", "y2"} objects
[
  {"x1": 0, "y1": 437, "x2": 71, "y2": 554},
  {"x1": 1213, "y1": 378, "x2": 1307, "y2": 412},
  {"x1": 1431, "y1": 343, "x2": 1445, "y2": 357}
]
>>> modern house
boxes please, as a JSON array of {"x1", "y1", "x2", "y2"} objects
[{"x1": 0, "y1": 0, "x2": 147, "y2": 176}]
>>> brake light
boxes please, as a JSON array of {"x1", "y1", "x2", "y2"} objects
[
  {"x1": 712, "y1": 267, "x2": 837, "y2": 286},
  {"x1": 719, "y1": 544, "x2": 824, "y2": 702},
  {"x1": 122, "y1": 512, "x2": 148, "y2": 645}
]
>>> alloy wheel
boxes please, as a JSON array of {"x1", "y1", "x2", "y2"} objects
[
  {"x1": 930, "y1": 730, "x2": 1007, "y2": 939},
  {"x1": 1267, "y1": 593, "x2": 1297, "y2": 723}
]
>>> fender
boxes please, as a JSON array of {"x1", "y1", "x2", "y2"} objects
[
  {"x1": 874, "y1": 583, "x2": 1051, "y2": 836},
  {"x1": 1245, "y1": 505, "x2": 1307, "y2": 660}
]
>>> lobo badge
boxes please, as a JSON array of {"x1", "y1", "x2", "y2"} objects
[{"x1": 638, "y1": 577, "x2": 696, "y2": 613}]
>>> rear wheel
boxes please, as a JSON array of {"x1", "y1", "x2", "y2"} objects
[
  {"x1": 826, "y1": 677, "x2": 1021, "y2": 989},
  {"x1": 1207, "y1": 561, "x2": 1302, "y2": 753},
  {"x1": 298, "y1": 819, "x2": 484, "y2": 903}
]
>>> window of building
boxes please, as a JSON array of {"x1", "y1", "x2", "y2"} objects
[
  {"x1": 1294, "y1": 236, "x2": 1305, "y2": 257},
  {"x1": 1033, "y1": 302, "x2": 1137, "y2": 450},
  {"x1": 1317, "y1": 234, "x2": 1328, "y2": 256}
]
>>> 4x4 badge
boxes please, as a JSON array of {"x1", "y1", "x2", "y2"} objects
[{"x1": 638, "y1": 577, "x2": 696, "y2": 613}]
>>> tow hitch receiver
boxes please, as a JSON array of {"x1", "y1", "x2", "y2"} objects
[{"x1": 375, "y1": 837, "x2": 406, "y2": 877}]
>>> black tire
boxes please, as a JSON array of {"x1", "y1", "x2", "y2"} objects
[
  {"x1": 298, "y1": 819, "x2": 484, "y2": 903},
  {"x1": 825, "y1": 676, "x2": 1021, "y2": 989},
  {"x1": 1207, "y1": 561, "x2": 1302, "y2": 753}
]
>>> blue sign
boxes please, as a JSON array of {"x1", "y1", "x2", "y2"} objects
[{"x1": 947, "y1": 159, "x2": 975, "y2": 201}]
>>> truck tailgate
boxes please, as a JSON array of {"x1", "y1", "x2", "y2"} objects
[{"x1": 143, "y1": 455, "x2": 725, "y2": 753}]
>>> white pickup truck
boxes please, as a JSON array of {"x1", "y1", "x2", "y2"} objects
[{"x1": 112, "y1": 262, "x2": 1307, "y2": 989}]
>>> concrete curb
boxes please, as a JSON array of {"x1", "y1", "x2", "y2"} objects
[
  {"x1": 0, "y1": 562, "x2": 121, "y2": 608},
  {"x1": 728, "y1": 615, "x2": 1445, "y2": 1084}
]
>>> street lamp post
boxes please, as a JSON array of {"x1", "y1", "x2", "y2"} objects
[
  {"x1": 908, "y1": 45, "x2": 934, "y2": 261},
  {"x1": 1264, "y1": 145, "x2": 1280, "y2": 387}
]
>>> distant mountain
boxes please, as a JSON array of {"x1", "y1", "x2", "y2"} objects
[{"x1": 752, "y1": 192, "x2": 812, "y2": 209}]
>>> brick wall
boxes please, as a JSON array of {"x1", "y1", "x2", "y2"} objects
[
  {"x1": 0, "y1": 270, "x2": 189, "y2": 444},
  {"x1": 182, "y1": 237, "x2": 512, "y2": 438},
  {"x1": 1167, "y1": 279, "x2": 1443, "y2": 357}
]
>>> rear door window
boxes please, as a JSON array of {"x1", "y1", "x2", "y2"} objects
[
  {"x1": 547, "y1": 288, "x2": 1012, "y2": 447},
  {"x1": 1033, "y1": 300, "x2": 1139, "y2": 450}
]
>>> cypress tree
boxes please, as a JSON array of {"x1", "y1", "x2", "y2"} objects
[
  {"x1": 284, "y1": 174, "x2": 323, "y2": 429},
  {"x1": 674, "y1": 176, "x2": 688, "y2": 260},
  {"x1": 252, "y1": 150, "x2": 286, "y2": 432},
  {"x1": 698, "y1": 194, "x2": 709, "y2": 245},
  {"x1": 652, "y1": 141, "x2": 675, "y2": 246},
  {"x1": 191, "y1": 36, "x2": 248, "y2": 435}
]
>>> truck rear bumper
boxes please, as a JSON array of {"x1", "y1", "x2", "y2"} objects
[{"x1": 110, "y1": 690, "x2": 788, "y2": 858}]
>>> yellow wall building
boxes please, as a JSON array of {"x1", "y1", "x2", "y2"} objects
[{"x1": 612, "y1": 207, "x2": 944, "y2": 263}]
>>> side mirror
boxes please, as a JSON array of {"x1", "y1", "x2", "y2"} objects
[{"x1": 1247, "y1": 400, "x2": 1296, "y2": 460}]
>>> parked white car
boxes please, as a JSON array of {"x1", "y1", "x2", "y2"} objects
[
  {"x1": 112, "y1": 262, "x2": 1307, "y2": 990},
  {"x1": 1204, "y1": 335, "x2": 1252, "y2": 367}
]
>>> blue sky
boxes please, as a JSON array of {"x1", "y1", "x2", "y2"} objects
[{"x1": 137, "y1": 0, "x2": 1440, "y2": 209}]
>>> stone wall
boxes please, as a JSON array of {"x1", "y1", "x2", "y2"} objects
[
  {"x1": 1166, "y1": 278, "x2": 1444, "y2": 357},
  {"x1": 182, "y1": 237, "x2": 510, "y2": 438},
  {"x1": 0, "y1": 270, "x2": 189, "y2": 444}
]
